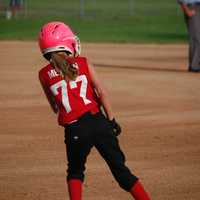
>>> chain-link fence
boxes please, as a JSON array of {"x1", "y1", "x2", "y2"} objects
[
  {"x1": 0, "y1": 0, "x2": 185, "y2": 42},
  {"x1": 0, "y1": 0, "x2": 181, "y2": 19}
]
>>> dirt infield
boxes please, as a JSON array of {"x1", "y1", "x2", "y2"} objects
[{"x1": 0, "y1": 41, "x2": 200, "y2": 200}]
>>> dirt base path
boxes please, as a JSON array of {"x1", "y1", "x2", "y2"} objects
[{"x1": 0, "y1": 41, "x2": 200, "y2": 200}]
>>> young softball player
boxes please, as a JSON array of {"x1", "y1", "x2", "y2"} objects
[{"x1": 38, "y1": 21, "x2": 151, "y2": 200}]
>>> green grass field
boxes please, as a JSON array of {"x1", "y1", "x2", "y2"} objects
[{"x1": 0, "y1": 0, "x2": 187, "y2": 43}]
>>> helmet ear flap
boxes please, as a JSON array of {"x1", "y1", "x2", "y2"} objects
[{"x1": 44, "y1": 52, "x2": 51, "y2": 60}]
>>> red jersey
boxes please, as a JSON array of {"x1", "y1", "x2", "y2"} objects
[{"x1": 39, "y1": 57, "x2": 100, "y2": 126}]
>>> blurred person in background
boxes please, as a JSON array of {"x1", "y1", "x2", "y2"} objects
[
  {"x1": 8, "y1": 0, "x2": 24, "y2": 18},
  {"x1": 178, "y1": 0, "x2": 200, "y2": 72}
]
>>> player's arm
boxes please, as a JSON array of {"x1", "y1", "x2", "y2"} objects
[
  {"x1": 88, "y1": 63, "x2": 121, "y2": 136},
  {"x1": 39, "y1": 73, "x2": 58, "y2": 114},
  {"x1": 88, "y1": 63, "x2": 114, "y2": 120}
]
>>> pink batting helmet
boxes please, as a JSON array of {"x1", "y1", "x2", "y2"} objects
[{"x1": 38, "y1": 21, "x2": 81, "y2": 59}]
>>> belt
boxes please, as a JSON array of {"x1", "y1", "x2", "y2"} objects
[{"x1": 65, "y1": 107, "x2": 100, "y2": 126}]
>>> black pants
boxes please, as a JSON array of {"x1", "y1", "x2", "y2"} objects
[{"x1": 64, "y1": 112, "x2": 138, "y2": 191}]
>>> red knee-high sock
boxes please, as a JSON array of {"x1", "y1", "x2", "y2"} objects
[
  {"x1": 67, "y1": 179, "x2": 82, "y2": 200},
  {"x1": 130, "y1": 180, "x2": 151, "y2": 200}
]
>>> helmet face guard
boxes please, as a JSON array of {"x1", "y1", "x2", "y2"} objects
[
  {"x1": 74, "y1": 36, "x2": 81, "y2": 56},
  {"x1": 38, "y1": 21, "x2": 81, "y2": 59}
]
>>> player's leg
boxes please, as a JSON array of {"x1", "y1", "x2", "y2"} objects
[
  {"x1": 64, "y1": 120, "x2": 94, "y2": 200},
  {"x1": 94, "y1": 113, "x2": 151, "y2": 200},
  {"x1": 130, "y1": 180, "x2": 151, "y2": 200},
  {"x1": 67, "y1": 179, "x2": 82, "y2": 200}
]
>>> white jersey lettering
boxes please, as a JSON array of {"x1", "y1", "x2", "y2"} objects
[
  {"x1": 50, "y1": 75, "x2": 91, "y2": 113},
  {"x1": 48, "y1": 69, "x2": 59, "y2": 79}
]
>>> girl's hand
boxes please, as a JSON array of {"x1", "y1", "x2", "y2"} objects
[{"x1": 109, "y1": 118, "x2": 122, "y2": 136}]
